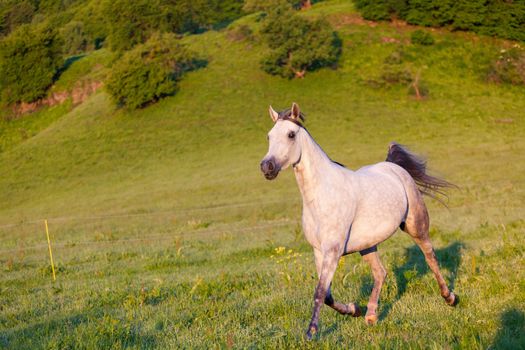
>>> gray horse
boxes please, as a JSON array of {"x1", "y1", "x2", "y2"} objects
[{"x1": 260, "y1": 103, "x2": 458, "y2": 339}]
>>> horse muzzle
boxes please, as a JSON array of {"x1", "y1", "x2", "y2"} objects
[{"x1": 260, "y1": 157, "x2": 281, "y2": 180}]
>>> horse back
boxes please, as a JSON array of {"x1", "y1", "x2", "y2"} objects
[{"x1": 344, "y1": 162, "x2": 414, "y2": 253}]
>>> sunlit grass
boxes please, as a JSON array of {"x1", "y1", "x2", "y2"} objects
[{"x1": 0, "y1": 0, "x2": 524, "y2": 348}]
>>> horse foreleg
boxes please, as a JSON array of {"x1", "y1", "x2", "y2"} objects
[
  {"x1": 306, "y1": 248, "x2": 340, "y2": 339},
  {"x1": 313, "y1": 249, "x2": 360, "y2": 316},
  {"x1": 361, "y1": 247, "x2": 387, "y2": 325},
  {"x1": 324, "y1": 288, "x2": 361, "y2": 316}
]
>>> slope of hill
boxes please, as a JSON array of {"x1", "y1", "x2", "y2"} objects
[{"x1": 1, "y1": 1, "x2": 524, "y2": 348}]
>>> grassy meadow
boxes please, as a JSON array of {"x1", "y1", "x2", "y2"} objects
[{"x1": 1, "y1": 1, "x2": 524, "y2": 348}]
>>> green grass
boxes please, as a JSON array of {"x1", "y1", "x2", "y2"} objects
[
  {"x1": 1, "y1": 1, "x2": 524, "y2": 348},
  {"x1": 0, "y1": 101, "x2": 72, "y2": 153},
  {"x1": 51, "y1": 49, "x2": 114, "y2": 94},
  {"x1": 0, "y1": 49, "x2": 113, "y2": 153}
]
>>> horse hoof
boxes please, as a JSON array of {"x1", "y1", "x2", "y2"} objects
[
  {"x1": 305, "y1": 325, "x2": 317, "y2": 340},
  {"x1": 365, "y1": 314, "x2": 378, "y2": 325},
  {"x1": 446, "y1": 292, "x2": 459, "y2": 307},
  {"x1": 348, "y1": 303, "x2": 361, "y2": 317}
]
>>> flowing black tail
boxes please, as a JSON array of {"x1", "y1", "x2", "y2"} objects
[{"x1": 386, "y1": 142, "x2": 455, "y2": 204}]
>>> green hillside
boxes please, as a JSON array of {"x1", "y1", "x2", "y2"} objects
[{"x1": 1, "y1": 1, "x2": 524, "y2": 348}]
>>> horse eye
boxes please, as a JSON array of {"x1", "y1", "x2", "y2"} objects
[{"x1": 288, "y1": 131, "x2": 296, "y2": 139}]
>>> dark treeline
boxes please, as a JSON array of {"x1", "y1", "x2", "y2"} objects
[
  {"x1": 0, "y1": 0, "x2": 522, "y2": 108},
  {"x1": 0, "y1": 0, "x2": 245, "y2": 49},
  {"x1": 0, "y1": 0, "x2": 336, "y2": 107},
  {"x1": 0, "y1": 0, "x2": 245, "y2": 105},
  {"x1": 355, "y1": 0, "x2": 525, "y2": 42}
]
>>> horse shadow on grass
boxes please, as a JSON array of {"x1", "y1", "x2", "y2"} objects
[
  {"x1": 364, "y1": 241, "x2": 464, "y2": 321},
  {"x1": 318, "y1": 241, "x2": 464, "y2": 338},
  {"x1": 2, "y1": 312, "x2": 157, "y2": 349},
  {"x1": 491, "y1": 308, "x2": 525, "y2": 349}
]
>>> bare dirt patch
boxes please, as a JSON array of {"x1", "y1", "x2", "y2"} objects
[{"x1": 13, "y1": 81, "x2": 103, "y2": 116}]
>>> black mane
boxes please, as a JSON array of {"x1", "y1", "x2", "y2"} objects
[{"x1": 277, "y1": 108, "x2": 306, "y2": 127}]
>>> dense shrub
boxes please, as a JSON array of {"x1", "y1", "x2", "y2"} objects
[
  {"x1": 61, "y1": 20, "x2": 89, "y2": 55},
  {"x1": 102, "y1": 0, "x2": 244, "y2": 51},
  {"x1": 0, "y1": 1, "x2": 35, "y2": 36},
  {"x1": 0, "y1": 0, "x2": 244, "y2": 52},
  {"x1": 260, "y1": 7, "x2": 341, "y2": 78},
  {"x1": 244, "y1": 0, "x2": 321, "y2": 12},
  {"x1": 38, "y1": 0, "x2": 66, "y2": 14},
  {"x1": 354, "y1": 0, "x2": 525, "y2": 42},
  {"x1": 227, "y1": 24, "x2": 254, "y2": 42},
  {"x1": 411, "y1": 29, "x2": 434, "y2": 45},
  {"x1": 383, "y1": 49, "x2": 406, "y2": 65},
  {"x1": 353, "y1": 0, "x2": 395, "y2": 21},
  {"x1": 487, "y1": 45, "x2": 525, "y2": 85},
  {"x1": 102, "y1": 0, "x2": 163, "y2": 52},
  {"x1": 69, "y1": 1, "x2": 105, "y2": 49},
  {"x1": 366, "y1": 65, "x2": 412, "y2": 88},
  {"x1": 193, "y1": 0, "x2": 245, "y2": 30},
  {"x1": 366, "y1": 48, "x2": 429, "y2": 99},
  {"x1": 407, "y1": 73, "x2": 429, "y2": 99},
  {"x1": 0, "y1": 23, "x2": 63, "y2": 104},
  {"x1": 105, "y1": 33, "x2": 202, "y2": 109}
]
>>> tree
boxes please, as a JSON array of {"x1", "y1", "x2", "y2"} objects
[
  {"x1": 243, "y1": 0, "x2": 321, "y2": 13},
  {"x1": 355, "y1": 0, "x2": 525, "y2": 42},
  {"x1": 105, "y1": 32, "x2": 202, "y2": 109},
  {"x1": 61, "y1": 20, "x2": 88, "y2": 55},
  {"x1": 1, "y1": 1, "x2": 35, "y2": 36},
  {"x1": 102, "y1": 0, "x2": 245, "y2": 51},
  {"x1": 260, "y1": 7, "x2": 341, "y2": 78},
  {"x1": 102, "y1": 0, "x2": 163, "y2": 51},
  {"x1": 0, "y1": 23, "x2": 63, "y2": 104}
]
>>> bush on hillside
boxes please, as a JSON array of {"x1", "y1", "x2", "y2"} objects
[
  {"x1": 367, "y1": 49, "x2": 429, "y2": 99},
  {"x1": 0, "y1": 23, "x2": 63, "y2": 104},
  {"x1": 38, "y1": 0, "x2": 65, "y2": 14},
  {"x1": 407, "y1": 73, "x2": 429, "y2": 99},
  {"x1": 354, "y1": 0, "x2": 525, "y2": 42},
  {"x1": 353, "y1": 0, "x2": 395, "y2": 21},
  {"x1": 243, "y1": 0, "x2": 321, "y2": 13},
  {"x1": 0, "y1": 1, "x2": 35, "y2": 36},
  {"x1": 411, "y1": 29, "x2": 434, "y2": 46},
  {"x1": 105, "y1": 33, "x2": 203, "y2": 109},
  {"x1": 0, "y1": 0, "x2": 244, "y2": 52},
  {"x1": 72, "y1": 1, "x2": 107, "y2": 50},
  {"x1": 366, "y1": 65, "x2": 411, "y2": 88},
  {"x1": 102, "y1": 0, "x2": 162, "y2": 51},
  {"x1": 260, "y1": 7, "x2": 341, "y2": 78},
  {"x1": 487, "y1": 46, "x2": 525, "y2": 86},
  {"x1": 227, "y1": 24, "x2": 254, "y2": 42},
  {"x1": 61, "y1": 20, "x2": 89, "y2": 55},
  {"x1": 191, "y1": 0, "x2": 245, "y2": 30},
  {"x1": 102, "y1": 0, "x2": 244, "y2": 51}
]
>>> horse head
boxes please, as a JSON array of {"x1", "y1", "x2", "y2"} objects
[{"x1": 260, "y1": 102, "x2": 305, "y2": 180}]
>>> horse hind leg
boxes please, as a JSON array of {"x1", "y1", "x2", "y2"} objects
[
  {"x1": 403, "y1": 199, "x2": 458, "y2": 306},
  {"x1": 360, "y1": 246, "x2": 387, "y2": 325}
]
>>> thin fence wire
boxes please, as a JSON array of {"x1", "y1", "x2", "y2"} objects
[
  {"x1": 0, "y1": 218, "x2": 298, "y2": 256},
  {"x1": 0, "y1": 198, "x2": 299, "y2": 229}
]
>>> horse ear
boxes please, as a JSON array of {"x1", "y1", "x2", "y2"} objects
[
  {"x1": 291, "y1": 102, "x2": 300, "y2": 120},
  {"x1": 269, "y1": 105, "x2": 279, "y2": 122}
]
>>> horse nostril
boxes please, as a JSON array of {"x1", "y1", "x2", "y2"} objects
[
  {"x1": 261, "y1": 160, "x2": 269, "y2": 173},
  {"x1": 268, "y1": 161, "x2": 274, "y2": 171}
]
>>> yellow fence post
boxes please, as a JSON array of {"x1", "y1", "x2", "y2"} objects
[{"x1": 44, "y1": 219, "x2": 56, "y2": 281}]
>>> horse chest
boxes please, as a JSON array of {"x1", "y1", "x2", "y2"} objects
[{"x1": 301, "y1": 196, "x2": 353, "y2": 250}]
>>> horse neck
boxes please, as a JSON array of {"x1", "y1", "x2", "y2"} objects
[{"x1": 293, "y1": 129, "x2": 334, "y2": 202}]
